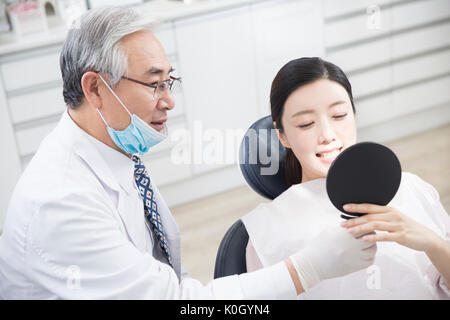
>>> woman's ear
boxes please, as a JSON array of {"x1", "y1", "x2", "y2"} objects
[
  {"x1": 81, "y1": 71, "x2": 102, "y2": 110},
  {"x1": 273, "y1": 121, "x2": 291, "y2": 149}
]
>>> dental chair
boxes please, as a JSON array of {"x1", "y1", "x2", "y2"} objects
[{"x1": 213, "y1": 115, "x2": 288, "y2": 279}]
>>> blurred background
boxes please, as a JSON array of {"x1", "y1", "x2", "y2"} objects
[{"x1": 0, "y1": 0, "x2": 449, "y2": 284}]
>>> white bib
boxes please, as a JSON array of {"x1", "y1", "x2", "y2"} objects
[{"x1": 241, "y1": 172, "x2": 448, "y2": 299}]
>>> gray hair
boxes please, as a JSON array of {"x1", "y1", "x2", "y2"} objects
[{"x1": 60, "y1": 6, "x2": 154, "y2": 109}]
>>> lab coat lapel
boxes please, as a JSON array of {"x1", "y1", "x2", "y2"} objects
[
  {"x1": 116, "y1": 188, "x2": 147, "y2": 250},
  {"x1": 63, "y1": 117, "x2": 121, "y2": 194},
  {"x1": 76, "y1": 138, "x2": 145, "y2": 249},
  {"x1": 61, "y1": 112, "x2": 144, "y2": 249}
]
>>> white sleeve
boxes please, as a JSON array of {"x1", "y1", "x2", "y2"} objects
[
  {"x1": 27, "y1": 191, "x2": 297, "y2": 299},
  {"x1": 208, "y1": 261, "x2": 297, "y2": 300},
  {"x1": 413, "y1": 175, "x2": 450, "y2": 298},
  {"x1": 416, "y1": 175, "x2": 450, "y2": 239},
  {"x1": 238, "y1": 261, "x2": 298, "y2": 299}
]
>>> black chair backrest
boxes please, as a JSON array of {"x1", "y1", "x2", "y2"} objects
[
  {"x1": 214, "y1": 116, "x2": 289, "y2": 278},
  {"x1": 238, "y1": 115, "x2": 288, "y2": 200},
  {"x1": 214, "y1": 219, "x2": 249, "y2": 278}
]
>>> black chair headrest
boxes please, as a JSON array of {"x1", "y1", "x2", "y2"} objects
[{"x1": 238, "y1": 115, "x2": 288, "y2": 200}]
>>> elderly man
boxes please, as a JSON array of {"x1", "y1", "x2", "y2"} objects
[{"x1": 0, "y1": 7, "x2": 376, "y2": 299}]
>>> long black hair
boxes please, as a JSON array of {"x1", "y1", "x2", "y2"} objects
[{"x1": 270, "y1": 57, "x2": 356, "y2": 188}]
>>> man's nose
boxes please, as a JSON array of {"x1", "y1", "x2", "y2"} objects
[{"x1": 158, "y1": 92, "x2": 175, "y2": 111}]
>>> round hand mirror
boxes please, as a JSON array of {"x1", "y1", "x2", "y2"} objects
[{"x1": 326, "y1": 142, "x2": 402, "y2": 219}]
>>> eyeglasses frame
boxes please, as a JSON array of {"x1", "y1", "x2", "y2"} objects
[{"x1": 121, "y1": 75, "x2": 182, "y2": 98}]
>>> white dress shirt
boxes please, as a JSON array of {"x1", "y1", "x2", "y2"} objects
[
  {"x1": 242, "y1": 173, "x2": 450, "y2": 299},
  {"x1": 0, "y1": 111, "x2": 296, "y2": 299}
]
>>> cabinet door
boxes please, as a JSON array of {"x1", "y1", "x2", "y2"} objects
[
  {"x1": 251, "y1": 0, "x2": 325, "y2": 117},
  {"x1": 175, "y1": 6, "x2": 259, "y2": 175},
  {"x1": 0, "y1": 76, "x2": 22, "y2": 231}
]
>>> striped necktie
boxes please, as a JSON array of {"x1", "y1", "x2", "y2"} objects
[{"x1": 132, "y1": 155, "x2": 173, "y2": 268}]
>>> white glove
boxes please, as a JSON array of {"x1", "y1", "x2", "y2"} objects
[{"x1": 289, "y1": 225, "x2": 377, "y2": 291}]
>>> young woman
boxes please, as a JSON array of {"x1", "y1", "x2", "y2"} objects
[{"x1": 241, "y1": 57, "x2": 450, "y2": 299}]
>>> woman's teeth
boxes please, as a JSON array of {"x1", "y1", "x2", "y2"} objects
[{"x1": 318, "y1": 149, "x2": 341, "y2": 158}]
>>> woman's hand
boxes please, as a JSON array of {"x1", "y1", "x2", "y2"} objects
[{"x1": 340, "y1": 203, "x2": 440, "y2": 253}]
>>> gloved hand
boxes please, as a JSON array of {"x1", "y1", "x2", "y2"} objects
[{"x1": 289, "y1": 225, "x2": 377, "y2": 291}]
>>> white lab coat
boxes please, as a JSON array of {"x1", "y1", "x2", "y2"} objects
[{"x1": 0, "y1": 111, "x2": 297, "y2": 299}]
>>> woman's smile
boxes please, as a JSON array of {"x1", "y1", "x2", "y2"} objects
[{"x1": 316, "y1": 146, "x2": 343, "y2": 164}]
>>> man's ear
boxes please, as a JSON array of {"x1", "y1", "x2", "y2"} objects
[
  {"x1": 273, "y1": 121, "x2": 291, "y2": 149},
  {"x1": 81, "y1": 71, "x2": 102, "y2": 109}
]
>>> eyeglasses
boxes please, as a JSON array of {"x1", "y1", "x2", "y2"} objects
[{"x1": 121, "y1": 75, "x2": 182, "y2": 99}]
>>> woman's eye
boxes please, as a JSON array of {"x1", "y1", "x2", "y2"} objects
[
  {"x1": 298, "y1": 113, "x2": 347, "y2": 129},
  {"x1": 299, "y1": 122, "x2": 313, "y2": 128},
  {"x1": 334, "y1": 113, "x2": 347, "y2": 119}
]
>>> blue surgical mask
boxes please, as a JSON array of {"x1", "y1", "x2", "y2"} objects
[{"x1": 96, "y1": 74, "x2": 168, "y2": 155}]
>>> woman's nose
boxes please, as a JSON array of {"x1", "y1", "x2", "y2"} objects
[{"x1": 318, "y1": 122, "x2": 337, "y2": 144}]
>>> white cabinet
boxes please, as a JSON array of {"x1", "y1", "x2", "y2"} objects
[
  {"x1": 175, "y1": 6, "x2": 259, "y2": 175},
  {"x1": 174, "y1": 0, "x2": 324, "y2": 176},
  {"x1": 1, "y1": 51, "x2": 61, "y2": 92},
  {"x1": 251, "y1": 0, "x2": 324, "y2": 116},
  {"x1": 0, "y1": 44, "x2": 65, "y2": 231},
  {"x1": 324, "y1": 0, "x2": 450, "y2": 142}
]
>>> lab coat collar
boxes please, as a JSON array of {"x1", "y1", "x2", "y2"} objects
[
  {"x1": 58, "y1": 111, "x2": 135, "y2": 194},
  {"x1": 83, "y1": 127, "x2": 136, "y2": 195}
]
